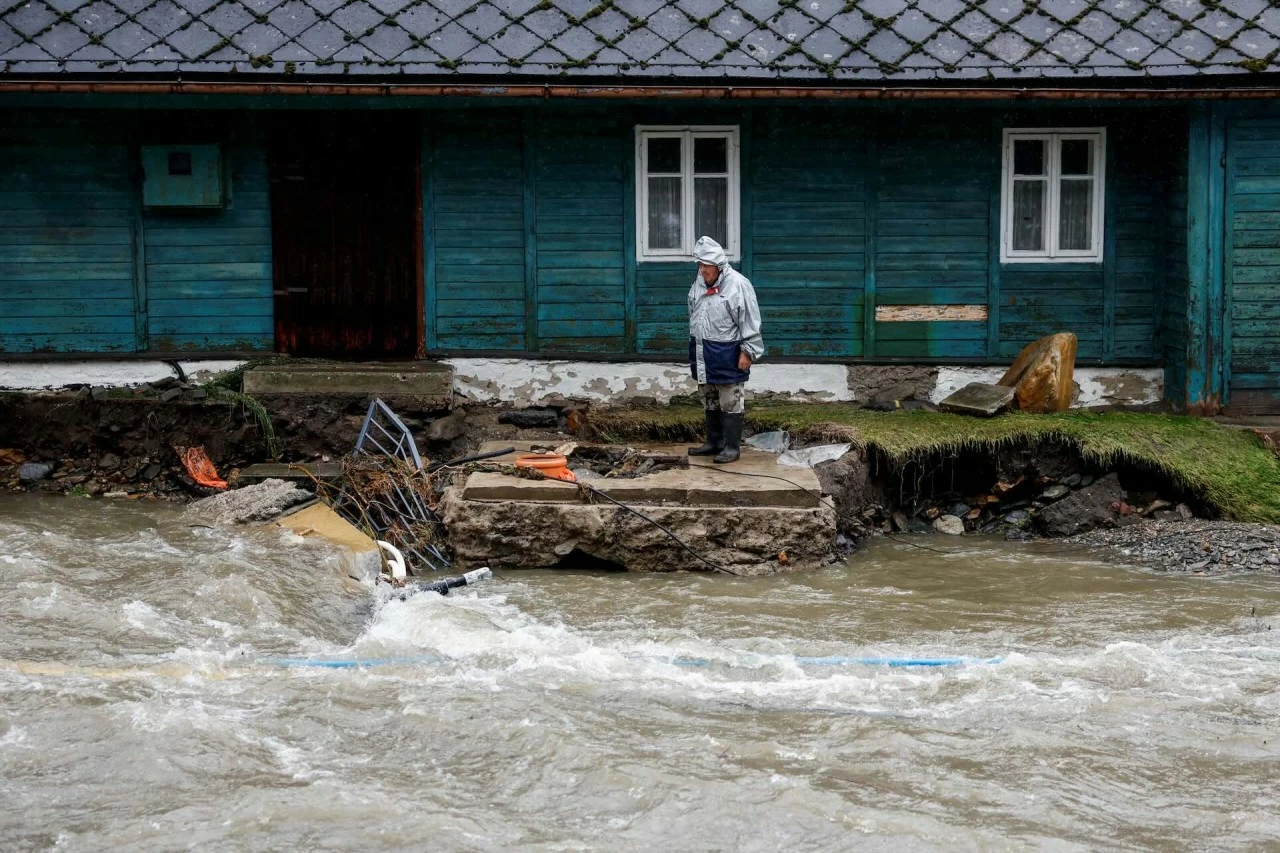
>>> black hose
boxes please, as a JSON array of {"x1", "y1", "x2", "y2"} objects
[
  {"x1": 575, "y1": 481, "x2": 743, "y2": 576},
  {"x1": 426, "y1": 446, "x2": 516, "y2": 474}
]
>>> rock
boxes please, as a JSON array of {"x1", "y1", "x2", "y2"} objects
[
  {"x1": 1004, "y1": 509, "x2": 1029, "y2": 524},
  {"x1": 185, "y1": 478, "x2": 312, "y2": 525},
  {"x1": 938, "y1": 382, "x2": 1015, "y2": 417},
  {"x1": 1063, "y1": 474, "x2": 1082, "y2": 487},
  {"x1": 149, "y1": 376, "x2": 181, "y2": 391},
  {"x1": 426, "y1": 409, "x2": 468, "y2": 441},
  {"x1": 950, "y1": 502, "x2": 970, "y2": 517},
  {"x1": 90, "y1": 386, "x2": 109, "y2": 402},
  {"x1": 0, "y1": 448, "x2": 26, "y2": 466},
  {"x1": 160, "y1": 388, "x2": 183, "y2": 403},
  {"x1": 63, "y1": 474, "x2": 87, "y2": 486},
  {"x1": 441, "y1": 488, "x2": 836, "y2": 575},
  {"x1": 933, "y1": 514, "x2": 964, "y2": 535},
  {"x1": 140, "y1": 462, "x2": 163, "y2": 481},
  {"x1": 1079, "y1": 474, "x2": 1095, "y2": 488},
  {"x1": 498, "y1": 409, "x2": 559, "y2": 429},
  {"x1": 813, "y1": 449, "x2": 870, "y2": 538},
  {"x1": 891, "y1": 511, "x2": 909, "y2": 532},
  {"x1": 998, "y1": 332, "x2": 1078, "y2": 413},
  {"x1": 186, "y1": 388, "x2": 207, "y2": 401},
  {"x1": 1141, "y1": 499, "x2": 1172, "y2": 517},
  {"x1": 1034, "y1": 473, "x2": 1124, "y2": 537},
  {"x1": 19, "y1": 462, "x2": 53, "y2": 482},
  {"x1": 1176, "y1": 503, "x2": 1194, "y2": 521},
  {"x1": 98, "y1": 453, "x2": 121, "y2": 473},
  {"x1": 1041, "y1": 484, "x2": 1070, "y2": 501}
]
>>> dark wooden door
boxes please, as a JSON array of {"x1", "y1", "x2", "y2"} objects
[{"x1": 270, "y1": 114, "x2": 422, "y2": 359}]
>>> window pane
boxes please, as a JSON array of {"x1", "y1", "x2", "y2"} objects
[
  {"x1": 1012, "y1": 179, "x2": 1046, "y2": 252},
  {"x1": 694, "y1": 177, "x2": 728, "y2": 248},
  {"x1": 1059, "y1": 178, "x2": 1093, "y2": 251},
  {"x1": 647, "y1": 176, "x2": 682, "y2": 250},
  {"x1": 694, "y1": 137, "x2": 727, "y2": 174},
  {"x1": 1060, "y1": 139, "x2": 1093, "y2": 176},
  {"x1": 647, "y1": 137, "x2": 681, "y2": 174},
  {"x1": 1013, "y1": 139, "x2": 1045, "y2": 176}
]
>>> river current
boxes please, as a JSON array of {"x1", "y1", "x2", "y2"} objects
[{"x1": 1, "y1": 493, "x2": 1278, "y2": 851}]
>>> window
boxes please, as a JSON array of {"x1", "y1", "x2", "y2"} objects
[
  {"x1": 1001, "y1": 129, "x2": 1105, "y2": 263},
  {"x1": 636, "y1": 126, "x2": 740, "y2": 262}
]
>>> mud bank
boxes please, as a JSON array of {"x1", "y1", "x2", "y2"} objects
[{"x1": 1, "y1": 390, "x2": 1274, "y2": 573}]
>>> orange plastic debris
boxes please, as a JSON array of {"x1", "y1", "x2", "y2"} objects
[
  {"x1": 175, "y1": 445, "x2": 228, "y2": 490},
  {"x1": 514, "y1": 453, "x2": 576, "y2": 483}
]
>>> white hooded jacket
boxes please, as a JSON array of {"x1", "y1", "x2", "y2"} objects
[{"x1": 687, "y1": 236, "x2": 764, "y2": 385}]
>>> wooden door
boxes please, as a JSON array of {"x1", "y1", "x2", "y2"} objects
[{"x1": 270, "y1": 114, "x2": 422, "y2": 359}]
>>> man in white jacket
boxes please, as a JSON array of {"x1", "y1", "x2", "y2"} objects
[{"x1": 686, "y1": 236, "x2": 764, "y2": 464}]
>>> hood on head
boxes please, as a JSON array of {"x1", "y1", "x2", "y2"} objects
[{"x1": 693, "y1": 236, "x2": 727, "y2": 269}]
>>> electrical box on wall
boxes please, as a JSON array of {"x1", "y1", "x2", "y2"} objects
[{"x1": 140, "y1": 144, "x2": 223, "y2": 208}]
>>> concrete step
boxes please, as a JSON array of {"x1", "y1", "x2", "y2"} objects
[
  {"x1": 242, "y1": 362, "x2": 452, "y2": 408},
  {"x1": 235, "y1": 461, "x2": 343, "y2": 487}
]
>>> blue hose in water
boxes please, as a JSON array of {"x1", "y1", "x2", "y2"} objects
[{"x1": 269, "y1": 655, "x2": 1001, "y2": 669}]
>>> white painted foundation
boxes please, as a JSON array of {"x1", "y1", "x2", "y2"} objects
[
  {"x1": 0, "y1": 357, "x2": 1163, "y2": 409},
  {"x1": 931, "y1": 366, "x2": 1164, "y2": 408},
  {"x1": 0, "y1": 360, "x2": 247, "y2": 391}
]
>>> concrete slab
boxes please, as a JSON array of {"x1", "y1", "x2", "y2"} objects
[
  {"x1": 242, "y1": 362, "x2": 452, "y2": 407},
  {"x1": 460, "y1": 441, "x2": 825, "y2": 509},
  {"x1": 938, "y1": 382, "x2": 1015, "y2": 417},
  {"x1": 236, "y1": 461, "x2": 342, "y2": 486}
]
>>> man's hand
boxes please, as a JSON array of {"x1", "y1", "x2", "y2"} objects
[{"x1": 738, "y1": 352, "x2": 753, "y2": 371}]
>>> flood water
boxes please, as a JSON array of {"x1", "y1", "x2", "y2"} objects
[{"x1": 2, "y1": 494, "x2": 1279, "y2": 852}]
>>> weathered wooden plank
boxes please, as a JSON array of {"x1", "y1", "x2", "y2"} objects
[
  {"x1": 147, "y1": 332, "x2": 273, "y2": 351},
  {"x1": 538, "y1": 319, "x2": 626, "y2": 337},
  {"x1": 753, "y1": 220, "x2": 865, "y2": 239},
  {"x1": 142, "y1": 226, "x2": 271, "y2": 247},
  {"x1": 149, "y1": 315, "x2": 273, "y2": 336},
  {"x1": 536, "y1": 215, "x2": 623, "y2": 235},
  {"x1": 877, "y1": 255, "x2": 987, "y2": 272},
  {"x1": 436, "y1": 298, "x2": 525, "y2": 318},
  {"x1": 0, "y1": 297, "x2": 134, "y2": 317},
  {"x1": 437, "y1": 264, "x2": 525, "y2": 283},
  {"x1": 437, "y1": 316, "x2": 526, "y2": 335},
  {"x1": 536, "y1": 269, "x2": 624, "y2": 287},
  {"x1": 435, "y1": 333, "x2": 526, "y2": 351},
  {"x1": 875, "y1": 320, "x2": 987, "y2": 341},
  {"x1": 144, "y1": 279, "x2": 273, "y2": 300},
  {"x1": 435, "y1": 246, "x2": 525, "y2": 266},
  {"x1": 0, "y1": 262, "x2": 133, "y2": 281},
  {"x1": 0, "y1": 315, "x2": 136, "y2": 335},
  {"x1": 538, "y1": 302, "x2": 625, "y2": 321},
  {"x1": 0, "y1": 227, "x2": 131, "y2": 246},
  {"x1": 0, "y1": 333, "x2": 134, "y2": 353},
  {"x1": 537, "y1": 250, "x2": 622, "y2": 269},
  {"x1": 145, "y1": 245, "x2": 273, "y2": 265},
  {"x1": 148, "y1": 297, "x2": 272, "y2": 318},
  {"x1": 146, "y1": 262, "x2": 271, "y2": 282},
  {"x1": 754, "y1": 254, "x2": 865, "y2": 272}
]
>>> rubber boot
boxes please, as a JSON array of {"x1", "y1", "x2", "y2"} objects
[
  {"x1": 688, "y1": 410, "x2": 724, "y2": 456},
  {"x1": 714, "y1": 413, "x2": 744, "y2": 464}
]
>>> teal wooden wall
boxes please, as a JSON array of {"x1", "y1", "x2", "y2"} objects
[
  {"x1": 143, "y1": 129, "x2": 273, "y2": 352},
  {"x1": 1161, "y1": 135, "x2": 1190, "y2": 406},
  {"x1": 0, "y1": 111, "x2": 273, "y2": 354},
  {"x1": 1225, "y1": 115, "x2": 1280, "y2": 413},
  {"x1": 2, "y1": 103, "x2": 1183, "y2": 369},
  {"x1": 0, "y1": 114, "x2": 137, "y2": 354},
  {"x1": 424, "y1": 104, "x2": 1171, "y2": 364}
]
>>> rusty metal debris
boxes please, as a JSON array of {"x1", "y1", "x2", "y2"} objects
[{"x1": 320, "y1": 399, "x2": 450, "y2": 574}]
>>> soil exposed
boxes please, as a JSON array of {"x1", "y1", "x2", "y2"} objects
[{"x1": 0, "y1": 388, "x2": 1268, "y2": 574}]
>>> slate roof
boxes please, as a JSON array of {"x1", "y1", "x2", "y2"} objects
[{"x1": 2, "y1": 0, "x2": 1280, "y2": 82}]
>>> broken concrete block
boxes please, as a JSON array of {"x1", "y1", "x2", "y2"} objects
[
  {"x1": 186, "y1": 478, "x2": 312, "y2": 525},
  {"x1": 1000, "y1": 332, "x2": 1078, "y2": 414},
  {"x1": 939, "y1": 383, "x2": 1015, "y2": 417}
]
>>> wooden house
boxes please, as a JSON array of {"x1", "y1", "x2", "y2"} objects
[{"x1": 1, "y1": 0, "x2": 1279, "y2": 412}]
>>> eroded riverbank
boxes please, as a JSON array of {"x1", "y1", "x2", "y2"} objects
[{"x1": 1, "y1": 494, "x2": 1279, "y2": 850}]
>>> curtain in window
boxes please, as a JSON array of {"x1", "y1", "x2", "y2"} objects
[
  {"x1": 648, "y1": 176, "x2": 682, "y2": 250},
  {"x1": 1058, "y1": 179, "x2": 1093, "y2": 251},
  {"x1": 1012, "y1": 180, "x2": 1046, "y2": 252},
  {"x1": 694, "y1": 177, "x2": 728, "y2": 248}
]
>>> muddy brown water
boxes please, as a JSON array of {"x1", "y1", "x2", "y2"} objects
[{"x1": 2, "y1": 494, "x2": 1279, "y2": 852}]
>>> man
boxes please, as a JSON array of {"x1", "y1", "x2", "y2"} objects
[{"x1": 687, "y1": 235, "x2": 764, "y2": 464}]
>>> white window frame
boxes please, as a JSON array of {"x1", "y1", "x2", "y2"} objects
[
  {"x1": 1001, "y1": 128, "x2": 1106, "y2": 264},
  {"x1": 635, "y1": 125, "x2": 741, "y2": 263}
]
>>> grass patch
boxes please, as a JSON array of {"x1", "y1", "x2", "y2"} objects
[{"x1": 588, "y1": 403, "x2": 1280, "y2": 524}]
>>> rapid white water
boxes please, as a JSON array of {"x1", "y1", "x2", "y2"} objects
[{"x1": 2, "y1": 493, "x2": 1278, "y2": 851}]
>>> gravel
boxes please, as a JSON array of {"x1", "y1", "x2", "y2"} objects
[{"x1": 1070, "y1": 520, "x2": 1280, "y2": 574}]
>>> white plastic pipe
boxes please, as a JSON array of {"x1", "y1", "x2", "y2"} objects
[{"x1": 375, "y1": 540, "x2": 407, "y2": 582}]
